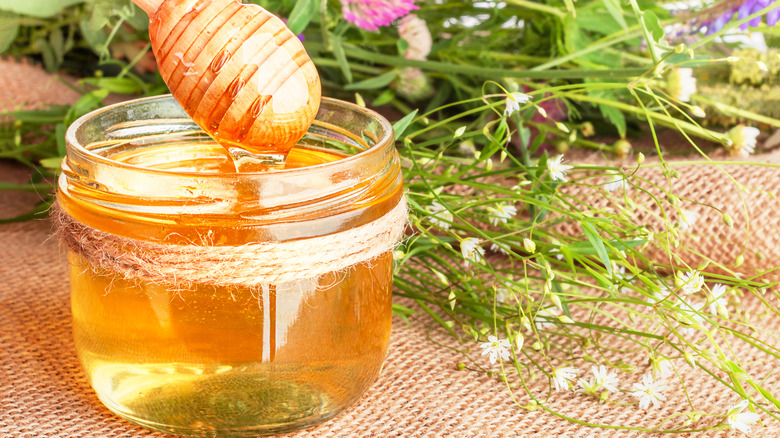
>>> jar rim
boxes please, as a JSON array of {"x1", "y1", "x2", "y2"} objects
[{"x1": 65, "y1": 94, "x2": 395, "y2": 178}]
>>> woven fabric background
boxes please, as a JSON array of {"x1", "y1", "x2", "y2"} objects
[{"x1": 2, "y1": 59, "x2": 780, "y2": 437}]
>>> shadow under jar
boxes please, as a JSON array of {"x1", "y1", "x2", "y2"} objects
[{"x1": 58, "y1": 95, "x2": 403, "y2": 437}]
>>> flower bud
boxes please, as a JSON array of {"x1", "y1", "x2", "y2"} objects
[
  {"x1": 531, "y1": 341, "x2": 542, "y2": 350},
  {"x1": 684, "y1": 351, "x2": 696, "y2": 368},
  {"x1": 523, "y1": 237, "x2": 536, "y2": 254},
  {"x1": 637, "y1": 152, "x2": 645, "y2": 164},
  {"x1": 613, "y1": 139, "x2": 632, "y2": 158},
  {"x1": 735, "y1": 254, "x2": 744, "y2": 267},
  {"x1": 515, "y1": 333, "x2": 524, "y2": 351},
  {"x1": 722, "y1": 213, "x2": 734, "y2": 228}
]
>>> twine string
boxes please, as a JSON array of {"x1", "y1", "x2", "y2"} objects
[{"x1": 53, "y1": 199, "x2": 408, "y2": 288}]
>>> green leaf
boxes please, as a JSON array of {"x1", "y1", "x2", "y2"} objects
[
  {"x1": 602, "y1": 0, "x2": 627, "y2": 30},
  {"x1": 82, "y1": 77, "x2": 144, "y2": 94},
  {"x1": 566, "y1": 239, "x2": 645, "y2": 255},
  {"x1": 12, "y1": 106, "x2": 69, "y2": 123},
  {"x1": 599, "y1": 103, "x2": 626, "y2": 138},
  {"x1": 344, "y1": 71, "x2": 397, "y2": 90},
  {"x1": 331, "y1": 37, "x2": 352, "y2": 83},
  {"x1": 286, "y1": 0, "x2": 316, "y2": 34},
  {"x1": 0, "y1": 0, "x2": 85, "y2": 18},
  {"x1": 392, "y1": 109, "x2": 418, "y2": 140},
  {"x1": 0, "y1": 13, "x2": 18, "y2": 54},
  {"x1": 643, "y1": 9, "x2": 664, "y2": 41},
  {"x1": 582, "y1": 222, "x2": 612, "y2": 277},
  {"x1": 66, "y1": 89, "x2": 109, "y2": 124},
  {"x1": 55, "y1": 123, "x2": 66, "y2": 156}
]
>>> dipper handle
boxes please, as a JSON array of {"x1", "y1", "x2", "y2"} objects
[{"x1": 132, "y1": 0, "x2": 321, "y2": 166}]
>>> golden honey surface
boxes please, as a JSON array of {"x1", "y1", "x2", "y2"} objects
[{"x1": 67, "y1": 147, "x2": 395, "y2": 437}]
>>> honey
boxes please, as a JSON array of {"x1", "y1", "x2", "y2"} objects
[{"x1": 59, "y1": 96, "x2": 402, "y2": 436}]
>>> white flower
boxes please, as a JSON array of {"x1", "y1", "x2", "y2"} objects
[
  {"x1": 577, "y1": 378, "x2": 599, "y2": 396},
  {"x1": 552, "y1": 367, "x2": 578, "y2": 392},
  {"x1": 726, "y1": 125, "x2": 760, "y2": 157},
  {"x1": 549, "y1": 248, "x2": 564, "y2": 261},
  {"x1": 648, "y1": 286, "x2": 673, "y2": 305},
  {"x1": 535, "y1": 307, "x2": 560, "y2": 330},
  {"x1": 651, "y1": 357, "x2": 675, "y2": 379},
  {"x1": 480, "y1": 335, "x2": 511, "y2": 364},
  {"x1": 428, "y1": 201, "x2": 453, "y2": 230},
  {"x1": 677, "y1": 270, "x2": 704, "y2": 295},
  {"x1": 490, "y1": 242, "x2": 509, "y2": 255},
  {"x1": 631, "y1": 374, "x2": 667, "y2": 409},
  {"x1": 604, "y1": 171, "x2": 627, "y2": 192},
  {"x1": 668, "y1": 67, "x2": 697, "y2": 102},
  {"x1": 709, "y1": 283, "x2": 729, "y2": 316},
  {"x1": 496, "y1": 287, "x2": 511, "y2": 303},
  {"x1": 504, "y1": 92, "x2": 532, "y2": 116},
  {"x1": 592, "y1": 365, "x2": 619, "y2": 392},
  {"x1": 677, "y1": 298, "x2": 707, "y2": 338},
  {"x1": 727, "y1": 399, "x2": 761, "y2": 434},
  {"x1": 547, "y1": 154, "x2": 574, "y2": 182},
  {"x1": 488, "y1": 203, "x2": 517, "y2": 226},
  {"x1": 679, "y1": 209, "x2": 699, "y2": 232},
  {"x1": 398, "y1": 14, "x2": 432, "y2": 61},
  {"x1": 461, "y1": 238, "x2": 484, "y2": 266}
]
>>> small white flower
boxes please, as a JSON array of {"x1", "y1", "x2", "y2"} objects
[
  {"x1": 480, "y1": 335, "x2": 511, "y2": 364},
  {"x1": 496, "y1": 287, "x2": 511, "y2": 303},
  {"x1": 676, "y1": 298, "x2": 707, "y2": 338},
  {"x1": 552, "y1": 367, "x2": 578, "y2": 392},
  {"x1": 591, "y1": 365, "x2": 619, "y2": 392},
  {"x1": 679, "y1": 209, "x2": 699, "y2": 232},
  {"x1": 504, "y1": 92, "x2": 532, "y2": 116},
  {"x1": 631, "y1": 374, "x2": 667, "y2": 409},
  {"x1": 577, "y1": 378, "x2": 599, "y2": 396},
  {"x1": 549, "y1": 248, "x2": 564, "y2": 261},
  {"x1": 428, "y1": 202, "x2": 453, "y2": 230},
  {"x1": 547, "y1": 154, "x2": 574, "y2": 182},
  {"x1": 726, "y1": 125, "x2": 760, "y2": 157},
  {"x1": 677, "y1": 270, "x2": 704, "y2": 295},
  {"x1": 535, "y1": 307, "x2": 560, "y2": 330},
  {"x1": 668, "y1": 67, "x2": 697, "y2": 102},
  {"x1": 651, "y1": 357, "x2": 675, "y2": 379},
  {"x1": 461, "y1": 238, "x2": 484, "y2": 266},
  {"x1": 490, "y1": 242, "x2": 509, "y2": 255},
  {"x1": 488, "y1": 203, "x2": 517, "y2": 226},
  {"x1": 727, "y1": 399, "x2": 761, "y2": 434},
  {"x1": 604, "y1": 171, "x2": 628, "y2": 192},
  {"x1": 648, "y1": 286, "x2": 673, "y2": 305},
  {"x1": 709, "y1": 284, "x2": 728, "y2": 315}
]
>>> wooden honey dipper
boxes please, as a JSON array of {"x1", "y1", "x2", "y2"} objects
[{"x1": 132, "y1": 0, "x2": 321, "y2": 169}]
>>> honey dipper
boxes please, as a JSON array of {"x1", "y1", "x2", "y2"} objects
[{"x1": 132, "y1": 0, "x2": 321, "y2": 169}]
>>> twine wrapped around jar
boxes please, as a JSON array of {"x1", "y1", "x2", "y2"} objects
[{"x1": 53, "y1": 198, "x2": 408, "y2": 288}]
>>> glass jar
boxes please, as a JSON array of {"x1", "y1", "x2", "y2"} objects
[{"x1": 58, "y1": 95, "x2": 403, "y2": 437}]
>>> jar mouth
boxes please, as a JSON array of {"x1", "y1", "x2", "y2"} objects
[
  {"x1": 59, "y1": 95, "x2": 403, "y2": 242},
  {"x1": 64, "y1": 94, "x2": 394, "y2": 178}
]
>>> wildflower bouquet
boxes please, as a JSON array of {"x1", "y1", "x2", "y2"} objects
[{"x1": 2, "y1": 0, "x2": 780, "y2": 434}]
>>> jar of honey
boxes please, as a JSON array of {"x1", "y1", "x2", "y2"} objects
[{"x1": 57, "y1": 95, "x2": 404, "y2": 436}]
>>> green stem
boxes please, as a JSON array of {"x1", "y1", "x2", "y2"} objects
[
  {"x1": 305, "y1": 42, "x2": 650, "y2": 80},
  {"x1": 503, "y1": 0, "x2": 566, "y2": 18},
  {"x1": 627, "y1": 0, "x2": 660, "y2": 65}
]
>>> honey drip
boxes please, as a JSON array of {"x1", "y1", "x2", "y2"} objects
[{"x1": 144, "y1": 0, "x2": 322, "y2": 172}]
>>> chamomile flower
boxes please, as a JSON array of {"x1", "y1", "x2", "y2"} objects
[
  {"x1": 631, "y1": 374, "x2": 668, "y2": 409},
  {"x1": 677, "y1": 270, "x2": 704, "y2": 295},
  {"x1": 547, "y1": 154, "x2": 574, "y2": 182},
  {"x1": 461, "y1": 238, "x2": 484, "y2": 266},
  {"x1": 726, "y1": 125, "x2": 760, "y2": 157},
  {"x1": 488, "y1": 203, "x2": 517, "y2": 226},
  {"x1": 552, "y1": 367, "x2": 578, "y2": 392},
  {"x1": 480, "y1": 335, "x2": 511, "y2": 364},
  {"x1": 428, "y1": 202, "x2": 453, "y2": 230},
  {"x1": 727, "y1": 399, "x2": 761, "y2": 434},
  {"x1": 504, "y1": 92, "x2": 532, "y2": 116},
  {"x1": 591, "y1": 365, "x2": 619, "y2": 392},
  {"x1": 667, "y1": 67, "x2": 697, "y2": 102}
]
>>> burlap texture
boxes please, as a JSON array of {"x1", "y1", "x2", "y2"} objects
[
  {"x1": 2, "y1": 161, "x2": 780, "y2": 437},
  {"x1": 0, "y1": 58, "x2": 80, "y2": 112},
  {"x1": 2, "y1": 59, "x2": 780, "y2": 437}
]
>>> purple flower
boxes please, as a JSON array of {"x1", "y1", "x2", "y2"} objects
[
  {"x1": 340, "y1": 0, "x2": 418, "y2": 31},
  {"x1": 705, "y1": 0, "x2": 779, "y2": 34}
]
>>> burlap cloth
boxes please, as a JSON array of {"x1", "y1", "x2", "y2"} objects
[{"x1": 2, "y1": 59, "x2": 780, "y2": 437}]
